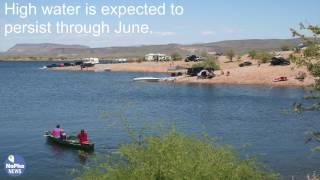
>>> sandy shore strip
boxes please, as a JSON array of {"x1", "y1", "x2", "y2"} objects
[
  {"x1": 52, "y1": 61, "x2": 193, "y2": 73},
  {"x1": 171, "y1": 64, "x2": 314, "y2": 87},
  {"x1": 51, "y1": 56, "x2": 315, "y2": 87}
]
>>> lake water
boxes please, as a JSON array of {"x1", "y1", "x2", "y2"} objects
[{"x1": 0, "y1": 61, "x2": 320, "y2": 179}]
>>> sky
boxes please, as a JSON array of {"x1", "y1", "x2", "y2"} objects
[{"x1": 0, "y1": 0, "x2": 319, "y2": 51}]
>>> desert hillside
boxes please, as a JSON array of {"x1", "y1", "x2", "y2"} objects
[{"x1": 0, "y1": 39, "x2": 301, "y2": 60}]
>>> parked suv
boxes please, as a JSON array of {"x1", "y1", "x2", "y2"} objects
[
  {"x1": 185, "y1": 55, "x2": 205, "y2": 62},
  {"x1": 239, "y1": 61, "x2": 252, "y2": 67},
  {"x1": 271, "y1": 56, "x2": 290, "y2": 66}
]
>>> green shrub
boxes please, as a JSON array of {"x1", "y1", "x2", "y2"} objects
[
  {"x1": 171, "y1": 52, "x2": 182, "y2": 61},
  {"x1": 248, "y1": 50, "x2": 257, "y2": 59},
  {"x1": 307, "y1": 63, "x2": 320, "y2": 77},
  {"x1": 79, "y1": 129, "x2": 277, "y2": 180},
  {"x1": 304, "y1": 45, "x2": 319, "y2": 57},
  {"x1": 226, "y1": 49, "x2": 235, "y2": 62},
  {"x1": 192, "y1": 57, "x2": 220, "y2": 70},
  {"x1": 201, "y1": 50, "x2": 209, "y2": 58},
  {"x1": 256, "y1": 51, "x2": 272, "y2": 63}
]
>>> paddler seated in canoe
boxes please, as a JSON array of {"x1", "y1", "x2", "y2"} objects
[
  {"x1": 77, "y1": 129, "x2": 89, "y2": 144},
  {"x1": 51, "y1": 125, "x2": 64, "y2": 138}
]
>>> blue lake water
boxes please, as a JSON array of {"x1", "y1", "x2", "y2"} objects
[{"x1": 0, "y1": 61, "x2": 320, "y2": 179}]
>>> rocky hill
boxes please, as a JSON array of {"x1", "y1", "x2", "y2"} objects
[{"x1": 1, "y1": 39, "x2": 301, "y2": 59}]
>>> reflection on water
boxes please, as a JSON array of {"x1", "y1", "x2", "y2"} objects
[{"x1": 45, "y1": 140, "x2": 91, "y2": 165}]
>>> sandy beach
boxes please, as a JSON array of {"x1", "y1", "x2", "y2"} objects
[
  {"x1": 53, "y1": 61, "x2": 194, "y2": 73},
  {"x1": 173, "y1": 64, "x2": 314, "y2": 87},
  {"x1": 52, "y1": 54, "x2": 315, "y2": 87}
]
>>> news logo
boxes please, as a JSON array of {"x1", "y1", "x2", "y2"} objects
[{"x1": 4, "y1": 154, "x2": 26, "y2": 176}]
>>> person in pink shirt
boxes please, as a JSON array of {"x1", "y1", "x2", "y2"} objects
[{"x1": 51, "y1": 125, "x2": 63, "y2": 138}]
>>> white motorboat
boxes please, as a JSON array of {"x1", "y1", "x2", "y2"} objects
[
  {"x1": 133, "y1": 77, "x2": 160, "y2": 82},
  {"x1": 39, "y1": 66, "x2": 47, "y2": 70}
]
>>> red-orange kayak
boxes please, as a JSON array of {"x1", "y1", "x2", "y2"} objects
[{"x1": 273, "y1": 76, "x2": 288, "y2": 82}]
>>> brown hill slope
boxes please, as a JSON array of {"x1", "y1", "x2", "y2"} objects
[{"x1": 2, "y1": 39, "x2": 301, "y2": 59}]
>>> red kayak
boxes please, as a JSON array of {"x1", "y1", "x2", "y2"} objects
[{"x1": 273, "y1": 76, "x2": 288, "y2": 82}]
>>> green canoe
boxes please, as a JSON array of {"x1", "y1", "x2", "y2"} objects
[{"x1": 45, "y1": 131, "x2": 94, "y2": 152}]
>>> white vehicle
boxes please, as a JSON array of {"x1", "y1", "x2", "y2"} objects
[
  {"x1": 116, "y1": 58, "x2": 128, "y2": 63},
  {"x1": 83, "y1": 58, "x2": 100, "y2": 65},
  {"x1": 145, "y1": 53, "x2": 171, "y2": 61}
]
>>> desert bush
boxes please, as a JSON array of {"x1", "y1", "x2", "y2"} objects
[
  {"x1": 307, "y1": 63, "x2": 320, "y2": 77},
  {"x1": 171, "y1": 52, "x2": 182, "y2": 61},
  {"x1": 79, "y1": 129, "x2": 277, "y2": 180},
  {"x1": 226, "y1": 49, "x2": 235, "y2": 62},
  {"x1": 256, "y1": 51, "x2": 272, "y2": 63},
  {"x1": 291, "y1": 24, "x2": 320, "y2": 152},
  {"x1": 201, "y1": 50, "x2": 209, "y2": 58},
  {"x1": 304, "y1": 45, "x2": 319, "y2": 57},
  {"x1": 248, "y1": 50, "x2": 257, "y2": 59},
  {"x1": 192, "y1": 56, "x2": 220, "y2": 70},
  {"x1": 291, "y1": 23, "x2": 320, "y2": 88}
]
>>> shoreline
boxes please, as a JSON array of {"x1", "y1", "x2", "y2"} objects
[
  {"x1": 166, "y1": 77, "x2": 314, "y2": 88},
  {"x1": 49, "y1": 58, "x2": 315, "y2": 88}
]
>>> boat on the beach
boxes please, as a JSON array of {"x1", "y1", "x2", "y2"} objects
[
  {"x1": 273, "y1": 76, "x2": 288, "y2": 82},
  {"x1": 46, "y1": 64, "x2": 59, "y2": 68},
  {"x1": 44, "y1": 131, "x2": 94, "y2": 151},
  {"x1": 133, "y1": 77, "x2": 160, "y2": 82}
]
